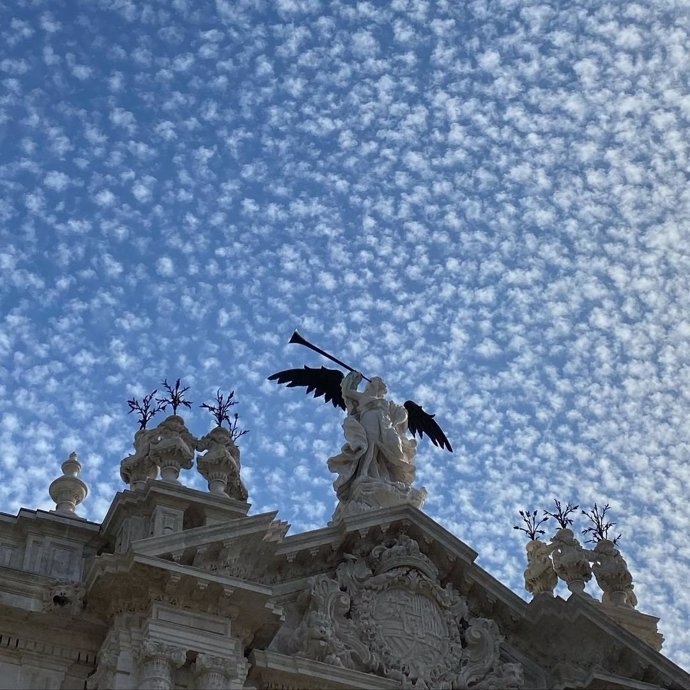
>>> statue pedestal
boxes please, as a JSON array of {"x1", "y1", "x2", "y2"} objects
[
  {"x1": 599, "y1": 602, "x2": 664, "y2": 651},
  {"x1": 330, "y1": 479, "x2": 426, "y2": 525}
]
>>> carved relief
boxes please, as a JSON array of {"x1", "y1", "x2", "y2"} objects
[
  {"x1": 271, "y1": 535, "x2": 523, "y2": 689},
  {"x1": 43, "y1": 580, "x2": 85, "y2": 615},
  {"x1": 195, "y1": 653, "x2": 248, "y2": 689}
]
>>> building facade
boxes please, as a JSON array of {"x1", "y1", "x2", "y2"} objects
[{"x1": 0, "y1": 413, "x2": 689, "y2": 689}]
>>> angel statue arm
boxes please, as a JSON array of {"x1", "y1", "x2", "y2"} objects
[{"x1": 340, "y1": 371, "x2": 363, "y2": 415}]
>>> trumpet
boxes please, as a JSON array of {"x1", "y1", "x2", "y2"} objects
[{"x1": 289, "y1": 330, "x2": 372, "y2": 382}]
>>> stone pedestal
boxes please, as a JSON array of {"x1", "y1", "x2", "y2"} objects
[
  {"x1": 330, "y1": 478, "x2": 426, "y2": 524},
  {"x1": 599, "y1": 603, "x2": 664, "y2": 651}
]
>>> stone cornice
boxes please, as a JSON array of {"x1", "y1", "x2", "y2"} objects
[
  {"x1": 518, "y1": 593, "x2": 690, "y2": 689},
  {"x1": 100, "y1": 481, "x2": 251, "y2": 536},
  {"x1": 1, "y1": 508, "x2": 101, "y2": 538},
  {"x1": 130, "y1": 510, "x2": 284, "y2": 557},
  {"x1": 249, "y1": 649, "x2": 401, "y2": 690}
]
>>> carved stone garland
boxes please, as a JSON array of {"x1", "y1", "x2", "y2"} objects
[{"x1": 273, "y1": 535, "x2": 523, "y2": 689}]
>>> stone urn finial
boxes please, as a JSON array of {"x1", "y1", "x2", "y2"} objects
[
  {"x1": 524, "y1": 539, "x2": 557, "y2": 596},
  {"x1": 591, "y1": 539, "x2": 637, "y2": 608},
  {"x1": 49, "y1": 452, "x2": 88, "y2": 516},
  {"x1": 149, "y1": 414, "x2": 196, "y2": 482},
  {"x1": 120, "y1": 428, "x2": 158, "y2": 489},
  {"x1": 550, "y1": 527, "x2": 593, "y2": 595},
  {"x1": 196, "y1": 426, "x2": 248, "y2": 500}
]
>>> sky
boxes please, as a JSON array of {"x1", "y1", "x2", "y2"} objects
[{"x1": 1, "y1": 0, "x2": 689, "y2": 670}]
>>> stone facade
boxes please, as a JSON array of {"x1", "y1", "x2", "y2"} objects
[{"x1": 0, "y1": 447, "x2": 689, "y2": 689}]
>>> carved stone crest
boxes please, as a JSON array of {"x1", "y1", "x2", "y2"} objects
[{"x1": 272, "y1": 535, "x2": 523, "y2": 689}]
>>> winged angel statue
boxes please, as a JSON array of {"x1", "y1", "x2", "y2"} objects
[{"x1": 269, "y1": 332, "x2": 452, "y2": 521}]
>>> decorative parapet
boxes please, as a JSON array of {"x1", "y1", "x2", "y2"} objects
[{"x1": 49, "y1": 452, "x2": 88, "y2": 515}]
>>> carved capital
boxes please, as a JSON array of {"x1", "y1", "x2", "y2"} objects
[
  {"x1": 138, "y1": 639, "x2": 187, "y2": 690},
  {"x1": 195, "y1": 654, "x2": 248, "y2": 689}
]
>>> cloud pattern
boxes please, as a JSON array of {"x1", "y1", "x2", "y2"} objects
[{"x1": 1, "y1": 0, "x2": 689, "y2": 668}]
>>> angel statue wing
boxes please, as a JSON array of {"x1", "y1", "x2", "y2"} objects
[
  {"x1": 267, "y1": 364, "x2": 452, "y2": 452},
  {"x1": 267, "y1": 366, "x2": 346, "y2": 410},
  {"x1": 403, "y1": 400, "x2": 453, "y2": 452}
]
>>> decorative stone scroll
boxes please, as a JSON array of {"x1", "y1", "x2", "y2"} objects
[{"x1": 271, "y1": 535, "x2": 523, "y2": 689}]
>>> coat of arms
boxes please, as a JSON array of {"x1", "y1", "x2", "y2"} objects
[{"x1": 272, "y1": 535, "x2": 523, "y2": 689}]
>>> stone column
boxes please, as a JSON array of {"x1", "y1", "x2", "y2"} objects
[{"x1": 138, "y1": 640, "x2": 186, "y2": 690}]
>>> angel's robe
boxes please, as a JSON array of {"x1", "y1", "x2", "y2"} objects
[{"x1": 328, "y1": 394, "x2": 417, "y2": 501}]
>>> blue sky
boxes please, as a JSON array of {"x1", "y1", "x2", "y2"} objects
[{"x1": 2, "y1": 0, "x2": 690, "y2": 668}]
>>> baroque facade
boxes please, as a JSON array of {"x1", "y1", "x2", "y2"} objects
[{"x1": 1, "y1": 408, "x2": 689, "y2": 689}]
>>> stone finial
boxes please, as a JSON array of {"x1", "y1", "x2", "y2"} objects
[
  {"x1": 120, "y1": 428, "x2": 158, "y2": 489},
  {"x1": 524, "y1": 539, "x2": 557, "y2": 596},
  {"x1": 149, "y1": 414, "x2": 196, "y2": 482},
  {"x1": 49, "y1": 452, "x2": 88, "y2": 516},
  {"x1": 550, "y1": 527, "x2": 592, "y2": 595},
  {"x1": 591, "y1": 539, "x2": 637, "y2": 608},
  {"x1": 196, "y1": 426, "x2": 248, "y2": 500}
]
